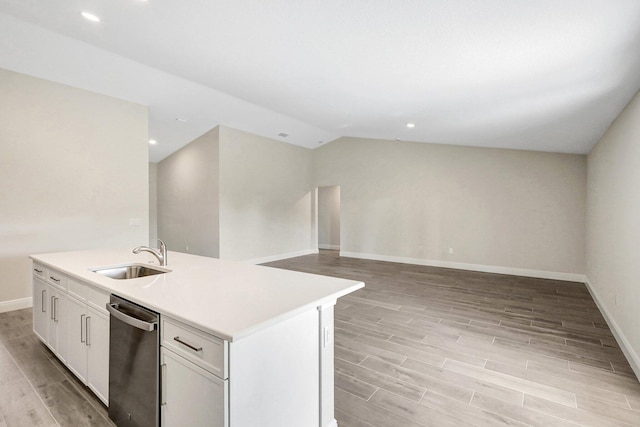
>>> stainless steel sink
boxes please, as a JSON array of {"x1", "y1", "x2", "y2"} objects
[{"x1": 91, "y1": 264, "x2": 169, "y2": 280}]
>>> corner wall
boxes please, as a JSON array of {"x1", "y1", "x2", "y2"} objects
[
  {"x1": 218, "y1": 126, "x2": 314, "y2": 262},
  {"x1": 314, "y1": 137, "x2": 586, "y2": 279},
  {"x1": 157, "y1": 127, "x2": 220, "y2": 258},
  {"x1": 586, "y1": 89, "x2": 640, "y2": 377},
  {"x1": 0, "y1": 68, "x2": 149, "y2": 310}
]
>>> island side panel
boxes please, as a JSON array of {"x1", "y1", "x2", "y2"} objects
[
  {"x1": 229, "y1": 307, "x2": 320, "y2": 427},
  {"x1": 319, "y1": 302, "x2": 337, "y2": 427}
]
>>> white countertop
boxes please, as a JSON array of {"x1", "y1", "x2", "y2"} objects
[{"x1": 30, "y1": 249, "x2": 364, "y2": 342}]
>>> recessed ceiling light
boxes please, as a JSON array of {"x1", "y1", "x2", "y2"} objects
[
  {"x1": 149, "y1": 139, "x2": 157, "y2": 145},
  {"x1": 176, "y1": 118, "x2": 188, "y2": 122},
  {"x1": 406, "y1": 123, "x2": 415, "y2": 128},
  {"x1": 81, "y1": 11, "x2": 101, "y2": 22}
]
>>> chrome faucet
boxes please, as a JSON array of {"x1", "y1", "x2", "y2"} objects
[{"x1": 133, "y1": 238, "x2": 167, "y2": 266}]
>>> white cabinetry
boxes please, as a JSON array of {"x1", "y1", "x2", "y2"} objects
[
  {"x1": 32, "y1": 275, "x2": 48, "y2": 342},
  {"x1": 31, "y1": 264, "x2": 68, "y2": 363},
  {"x1": 161, "y1": 348, "x2": 227, "y2": 427},
  {"x1": 161, "y1": 305, "x2": 337, "y2": 427},
  {"x1": 67, "y1": 295, "x2": 88, "y2": 382},
  {"x1": 32, "y1": 264, "x2": 110, "y2": 406},
  {"x1": 66, "y1": 278, "x2": 110, "y2": 405},
  {"x1": 46, "y1": 284, "x2": 68, "y2": 363},
  {"x1": 160, "y1": 317, "x2": 228, "y2": 427},
  {"x1": 87, "y1": 306, "x2": 109, "y2": 403}
]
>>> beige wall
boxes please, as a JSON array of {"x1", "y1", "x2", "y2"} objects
[
  {"x1": 157, "y1": 127, "x2": 220, "y2": 258},
  {"x1": 149, "y1": 162, "x2": 158, "y2": 244},
  {"x1": 586, "y1": 89, "x2": 640, "y2": 375},
  {"x1": 156, "y1": 129, "x2": 586, "y2": 274},
  {"x1": 156, "y1": 126, "x2": 314, "y2": 262},
  {"x1": 0, "y1": 68, "x2": 149, "y2": 308},
  {"x1": 318, "y1": 186, "x2": 340, "y2": 249},
  {"x1": 314, "y1": 137, "x2": 586, "y2": 276},
  {"x1": 218, "y1": 126, "x2": 314, "y2": 261}
]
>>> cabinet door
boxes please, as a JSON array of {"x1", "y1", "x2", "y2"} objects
[
  {"x1": 45, "y1": 285, "x2": 57, "y2": 352},
  {"x1": 46, "y1": 285, "x2": 68, "y2": 360},
  {"x1": 66, "y1": 296, "x2": 88, "y2": 384},
  {"x1": 86, "y1": 306, "x2": 109, "y2": 406},
  {"x1": 51, "y1": 290, "x2": 68, "y2": 364},
  {"x1": 33, "y1": 278, "x2": 48, "y2": 342},
  {"x1": 161, "y1": 349, "x2": 227, "y2": 427}
]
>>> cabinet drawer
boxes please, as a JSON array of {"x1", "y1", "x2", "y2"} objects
[
  {"x1": 32, "y1": 263, "x2": 47, "y2": 280},
  {"x1": 47, "y1": 268, "x2": 67, "y2": 290},
  {"x1": 162, "y1": 317, "x2": 227, "y2": 379},
  {"x1": 68, "y1": 278, "x2": 109, "y2": 314}
]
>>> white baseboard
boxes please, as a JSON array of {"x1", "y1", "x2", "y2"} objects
[
  {"x1": 318, "y1": 244, "x2": 340, "y2": 251},
  {"x1": 339, "y1": 251, "x2": 587, "y2": 283},
  {"x1": 244, "y1": 249, "x2": 319, "y2": 265},
  {"x1": 583, "y1": 276, "x2": 640, "y2": 380},
  {"x1": 0, "y1": 297, "x2": 33, "y2": 313}
]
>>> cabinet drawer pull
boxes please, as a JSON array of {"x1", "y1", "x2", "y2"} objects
[
  {"x1": 34, "y1": 268, "x2": 43, "y2": 274},
  {"x1": 86, "y1": 316, "x2": 91, "y2": 346},
  {"x1": 173, "y1": 336, "x2": 202, "y2": 352},
  {"x1": 161, "y1": 363, "x2": 167, "y2": 406},
  {"x1": 50, "y1": 296, "x2": 55, "y2": 320},
  {"x1": 80, "y1": 314, "x2": 86, "y2": 343},
  {"x1": 49, "y1": 276, "x2": 60, "y2": 283}
]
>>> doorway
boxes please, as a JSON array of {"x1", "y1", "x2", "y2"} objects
[{"x1": 317, "y1": 185, "x2": 340, "y2": 251}]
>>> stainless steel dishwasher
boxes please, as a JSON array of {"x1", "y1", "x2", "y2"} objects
[{"x1": 106, "y1": 294, "x2": 160, "y2": 427}]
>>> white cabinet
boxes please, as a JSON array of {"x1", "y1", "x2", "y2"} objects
[
  {"x1": 161, "y1": 348, "x2": 227, "y2": 427},
  {"x1": 32, "y1": 276, "x2": 48, "y2": 342},
  {"x1": 32, "y1": 263, "x2": 110, "y2": 406},
  {"x1": 46, "y1": 285, "x2": 68, "y2": 364},
  {"x1": 161, "y1": 306, "x2": 337, "y2": 427},
  {"x1": 161, "y1": 317, "x2": 228, "y2": 427},
  {"x1": 87, "y1": 305, "x2": 109, "y2": 403},
  {"x1": 66, "y1": 291, "x2": 110, "y2": 405},
  {"x1": 67, "y1": 295, "x2": 88, "y2": 383},
  {"x1": 32, "y1": 264, "x2": 68, "y2": 363}
]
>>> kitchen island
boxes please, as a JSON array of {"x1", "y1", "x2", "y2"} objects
[{"x1": 30, "y1": 249, "x2": 364, "y2": 427}]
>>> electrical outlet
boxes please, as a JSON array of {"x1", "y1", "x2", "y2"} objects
[
  {"x1": 448, "y1": 247, "x2": 454, "y2": 254},
  {"x1": 323, "y1": 326, "x2": 331, "y2": 347}
]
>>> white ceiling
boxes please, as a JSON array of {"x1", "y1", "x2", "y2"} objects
[{"x1": 1, "y1": 1, "x2": 639, "y2": 162}]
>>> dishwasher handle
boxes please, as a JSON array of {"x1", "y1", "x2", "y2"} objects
[{"x1": 106, "y1": 303, "x2": 157, "y2": 331}]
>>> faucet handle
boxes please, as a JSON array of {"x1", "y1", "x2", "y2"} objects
[{"x1": 157, "y1": 238, "x2": 166, "y2": 250}]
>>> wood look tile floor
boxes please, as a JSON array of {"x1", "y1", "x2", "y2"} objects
[
  {"x1": 264, "y1": 250, "x2": 640, "y2": 427},
  {"x1": 2, "y1": 250, "x2": 640, "y2": 426},
  {"x1": 0, "y1": 308, "x2": 115, "y2": 427}
]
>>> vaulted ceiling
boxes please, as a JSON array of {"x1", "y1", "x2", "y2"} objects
[{"x1": 1, "y1": 1, "x2": 639, "y2": 162}]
